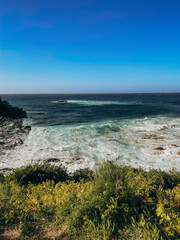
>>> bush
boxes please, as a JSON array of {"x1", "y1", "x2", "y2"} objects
[
  {"x1": 0, "y1": 97, "x2": 27, "y2": 119},
  {"x1": 0, "y1": 174, "x2": 4, "y2": 183},
  {"x1": 71, "y1": 168, "x2": 94, "y2": 182},
  {"x1": 65, "y1": 162, "x2": 180, "y2": 239},
  {"x1": 0, "y1": 162, "x2": 180, "y2": 239},
  {"x1": 156, "y1": 185, "x2": 180, "y2": 238},
  {"x1": 6, "y1": 163, "x2": 69, "y2": 185},
  {"x1": 20, "y1": 212, "x2": 39, "y2": 237}
]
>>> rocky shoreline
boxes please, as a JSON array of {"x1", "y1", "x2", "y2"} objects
[{"x1": 0, "y1": 117, "x2": 31, "y2": 175}]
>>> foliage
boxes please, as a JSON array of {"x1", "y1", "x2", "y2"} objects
[
  {"x1": 71, "y1": 168, "x2": 94, "y2": 182},
  {"x1": 0, "y1": 162, "x2": 180, "y2": 240},
  {"x1": 156, "y1": 185, "x2": 180, "y2": 238},
  {"x1": 0, "y1": 173, "x2": 4, "y2": 183},
  {"x1": 0, "y1": 97, "x2": 27, "y2": 119},
  {"x1": 6, "y1": 163, "x2": 69, "y2": 185}
]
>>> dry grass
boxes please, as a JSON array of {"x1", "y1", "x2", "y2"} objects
[
  {"x1": 0, "y1": 228, "x2": 20, "y2": 240},
  {"x1": 0, "y1": 224, "x2": 68, "y2": 240},
  {"x1": 41, "y1": 224, "x2": 67, "y2": 239}
]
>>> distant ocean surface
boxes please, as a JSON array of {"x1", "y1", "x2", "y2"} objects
[{"x1": 1, "y1": 93, "x2": 180, "y2": 172}]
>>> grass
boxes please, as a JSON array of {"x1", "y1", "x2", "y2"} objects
[{"x1": 0, "y1": 162, "x2": 179, "y2": 240}]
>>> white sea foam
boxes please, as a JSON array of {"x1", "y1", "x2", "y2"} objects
[
  {"x1": 27, "y1": 111, "x2": 48, "y2": 114},
  {"x1": 52, "y1": 100, "x2": 139, "y2": 105},
  {"x1": 0, "y1": 115, "x2": 180, "y2": 172}
]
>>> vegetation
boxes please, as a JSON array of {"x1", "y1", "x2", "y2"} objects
[
  {"x1": 0, "y1": 162, "x2": 179, "y2": 240},
  {"x1": 6, "y1": 164, "x2": 68, "y2": 186},
  {"x1": 0, "y1": 97, "x2": 27, "y2": 119}
]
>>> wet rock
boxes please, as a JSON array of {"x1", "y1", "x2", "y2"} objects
[
  {"x1": 0, "y1": 167, "x2": 14, "y2": 175},
  {"x1": 24, "y1": 126, "x2": 31, "y2": 130},
  {"x1": 38, "y1": 158, "x2": 61, "y2": 163},
  {"x1": 72, "y1": 156, "x2": 83, "y2": 161},
  {"x1": 40, "y1": 156, "x2": 84, "y2": 164},
  {"x1": 46, "y1": 158, "x2": 60, "y2": 163},
  {"x1": 0, "y1": 97, "x2": 27, "y2": 119},
  {"x1": 57, "y1": 100, "x2": 68, "y2": 103},
  {"x1": 142, "y1": 134, "x2": 164, "y2": 140},
  {"x1": 171, "y1": 144, "x2": 179, "y2": 147},
  {"x1": 0, "y1": 117, "x2": 31, "y2": 155},
  {"x1": 154, "y1": 147, "x2": 165, "y2": 151}
]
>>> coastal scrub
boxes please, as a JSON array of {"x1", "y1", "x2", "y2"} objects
[{"x1": 0, "y1": 162, "x2": 179, "y2": 240}]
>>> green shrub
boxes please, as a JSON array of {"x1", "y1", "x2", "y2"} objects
[
  {"x1": 0, "y1": 162, "x2": 180, "y2": 239},
  {"x1": 6, "y1": 163, "x2": 68, "y2": 185},
  {"x1": 0, "y1": 174, "x2": 4, "y2": 183},
  {"x1": 156, "y1": 185, "x2": 180, "y2": 238},
  {"x1": 65, "y1": 162, "x2": 180, "y2": 239},
  {"x1": 72, "y1": 168, "x2": 94, "y2": 182},
  {"x1": 118, "y1": 217, "x2": 163, "y2": 240},
  {"x1": 144, "y1": 168, "x2": 180, "y2": 190},
  {"x1": 20, "y1": 213, "x2": 38, "y2": 237}
]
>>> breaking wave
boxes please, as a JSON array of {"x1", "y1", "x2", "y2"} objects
[{"x1": 1, "y1": 115, "x2": 180, "y2": 172}]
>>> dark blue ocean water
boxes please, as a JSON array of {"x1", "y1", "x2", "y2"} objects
[
  {"x1": 2, "y1": 93, "x2": 180, "y2": 126},
  {"x1": 1, "y1": 93, "x2": 180, "y2": 172}
]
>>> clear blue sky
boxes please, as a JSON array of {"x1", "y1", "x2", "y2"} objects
[{"x1": 0, "y1": 0, "x2": 180, "y2": 93}]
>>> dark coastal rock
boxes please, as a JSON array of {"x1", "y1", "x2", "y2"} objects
[
  {"x1": 0, "y1": 167, "x2": 14, "y2": 175},
  {"x1": 24, "y1": 126, "x2": 31, "y2": 131},
  {"x1": 0, "y1": 97, "x2": 27, "y2": 119},
  {"x1": 73, "y1": 156, "x2": 83, "y2": 161},
  {"x1": 177, "y1": 151, "x2": 180, "y2": 156},
  {"x1": 38, "y1": 158, "x2": 63, "y2": 164},
  {"x1": 0, "y1": 117, "x2": 31, "y2": 155},
  {"x1": 39, "y1": 156, "x2": 84, "y2": 164},
  {"x1": 65, "y1": 156, "x2": 85, "y2": 165},
  {"x1": 154, "y1": 147, "x2": 165, "y2": 151},
  {"x1": 142, "y1": 134, "x2": 164, "y2": 140},
  {"x1": 0, "y1": 98, "x2": 30, "y2": 155},
  {"x1": 57, "y1": 100, "x2": 68, "y2": 103},
  {"x1": 0, "y1": 97, "x2": 31, "y2": 155},
  {"x1": 171, "y1": 144, "x2": 179, "y2": 147},
  {"x1": 46, "y1": 158, "x2": 60, "y2": 163}
]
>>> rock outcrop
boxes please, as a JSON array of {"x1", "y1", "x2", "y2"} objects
[
  {"x1": 0, "y1": 97, "x2": 27, "y2": 119},
  {"x1": 0, "y1": 117, "x2": 31, "y2": 155},
  {"x1": 0, "y1": 97, "x2": 31, "y2": 157}
]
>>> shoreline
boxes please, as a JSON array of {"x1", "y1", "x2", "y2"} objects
[
  {"x1": 0, "y1": 117, "x2": 31, "y2": 175},
  {"x1": 1, "y1": 115, "x2": 180, "y2": 175}
]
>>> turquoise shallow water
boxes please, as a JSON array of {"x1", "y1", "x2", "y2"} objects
[{"x1": 1, "y1": 94, "x2": 180, "y2": 172}]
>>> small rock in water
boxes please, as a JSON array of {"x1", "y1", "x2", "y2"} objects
[
  {"x1": 39, "y1": 158, "x2": 61, "y2": 163},
  {"x1": 73, "y1": 156, "x2": 82, "y2": 161},
  {"x1": 154, "y1": 147, "x2": 165, "y2": 151},
  {"x1": 177, "y1": 151, "x2": 180, "y2": 156},
  {"x1": 142, "y1": 134, "x2": 164, "y2": 140},
  {"x1": 47, "y1": 158, "x2": 60, "y2": 163},
  {"x1": 171, "y1": 144, "x2": 179, "y2": 147}
]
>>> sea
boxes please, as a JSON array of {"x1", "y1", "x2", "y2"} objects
[{"x1": 1, "y1": 93, "x2": 180, "y2": 172}]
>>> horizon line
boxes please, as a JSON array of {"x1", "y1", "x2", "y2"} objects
[{"x1": 1, "y1": 91, "x2": 180, "y2": 95}]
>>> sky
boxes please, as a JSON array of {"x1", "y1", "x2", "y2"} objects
[{"x1": 0, "y1": 0, "x2": 180, "y2": 93}]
